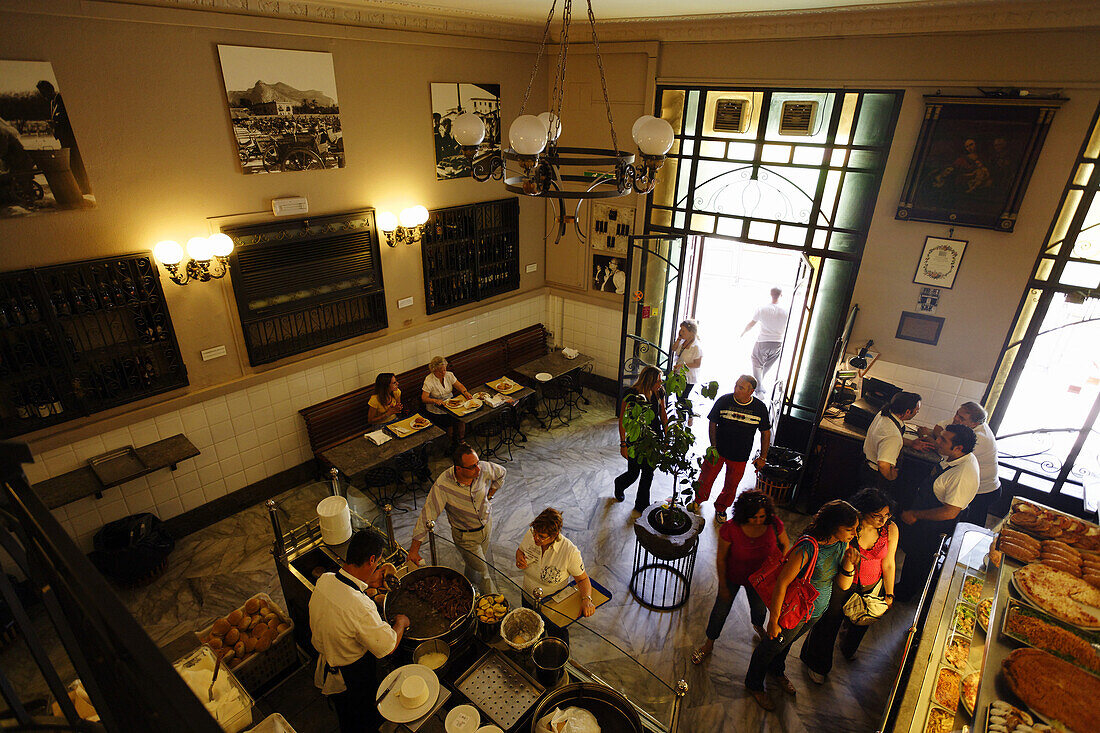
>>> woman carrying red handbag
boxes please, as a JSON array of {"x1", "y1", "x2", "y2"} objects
[{"x1": 744, "y1": 500, "x2": 859, "y2": 712}]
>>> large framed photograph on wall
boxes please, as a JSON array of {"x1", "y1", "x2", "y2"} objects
[{"x1": 895, "y1": 96, "x2": 1064, "y2": 232}]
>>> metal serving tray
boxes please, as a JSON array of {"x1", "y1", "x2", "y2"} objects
[
  {"x1": 999, "y1": 598, "x2": 1100, "y2": 678},
  {"x1": 453, "y1": 648, "x2": 543, "y2": 730}
]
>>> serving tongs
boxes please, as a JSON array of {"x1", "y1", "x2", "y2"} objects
[{"x1": 207, "y1": 655, "x2": 222, "y2": 701}]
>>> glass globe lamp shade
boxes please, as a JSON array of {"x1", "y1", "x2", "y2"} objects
[
  {"x1": 208, "y1": 233, "x2": 234, "y2": 257},
  {"x1": 186, "y1": 236, "x2": 213, "y2": 261},
  {"x1": 536, "y1": 112, "x2": 562, "y2": 142},
  {"x1": 153, "y1": 240, "x2": 183, "y2": 265},
  {"x1": 399, "y1": 207, "x2": 419, "y2": 228},
  {"x1": 631, "y1": 115, "x2": 656, "y2": 142},
  {"x1": 409, "y1": 205, "x2": 430, "y2": 226},
  {"x1": 452, "y1": 113, "x2": 486, "y2": 147},
  {"x1": 377, "y1": 211, "x2": 398, "y2": 232},
  {"x1": 634, "y1": 116, "x2": 675, "y2": 156},
  {"x1": 509, "y1": 115, "x2": 548, "y2": 156}
]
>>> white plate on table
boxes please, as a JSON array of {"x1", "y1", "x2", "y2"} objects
[
  {"x1": 377, "y1": 664, "x2": 440, "y2": 723},
  {"x1": 464, "y1": 398, "x2": 483, "y2": 410},
  {"x1": 535, "y1": 372, "x2": 552, "y2": 382}
]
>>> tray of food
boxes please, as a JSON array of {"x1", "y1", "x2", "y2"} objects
[
  {"x1": 1000, "y1": 599, "x2": 1100, "y2": 677},
  {"x1": 443, "y1": 396, "x2": 477, "y2": 415},
  {"x1": 1005, "y1": 498, "x2": 1100, "y2": 551},
  {"x1": 924, "y1": 703, "x2": 955, "y2": 733},
  {"x1": 489, "y1": 377, "x2": 523, "y2": 395},
  {"x1": 985, "y1": 699, "x2": 1055, "y2": 732},
  {"x1": 386, "y1": 414, "x2": 434, "y2": 437},
  {"x1": 952, "y1": 601, "x2": 978, "y2": 637},
  {"x1": 978, "y1": 598, "x2": 994, "y2": 633},
  {"x1": 1011, "y1": 562, "x2": 1100, "y2": 629},
  {"x1": 961, "y1": 574, "x2": 984, "y2": 605},
  {"x1": 943, "y1": 634, "x2": 971, "y2": 671},
  {"x1": 932, "y1": 666, "x2": 961, "y2": 710},
  {"x1": 1001, "y1": 648, "x2": 1100, "y2": 733}
]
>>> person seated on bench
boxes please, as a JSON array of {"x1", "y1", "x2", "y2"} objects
[
  {"x1": 421, "y1": 356, "x2": 473, "y2": 447},
  {"x1": 367, "y1": 372, "x2": 403, "y2": 427}
]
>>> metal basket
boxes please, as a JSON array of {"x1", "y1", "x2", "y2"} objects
[{"x1": 755, "y1": 473, "x2": 796, "y2": 505}]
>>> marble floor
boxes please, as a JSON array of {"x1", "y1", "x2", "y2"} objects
[{"x1": 3, "y1": 392, "x2": 920, "y2": 731}]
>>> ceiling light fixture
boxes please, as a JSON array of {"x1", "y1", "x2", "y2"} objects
[{"x1": 451, "y1": 0, "x2": 674, "y2": 216}]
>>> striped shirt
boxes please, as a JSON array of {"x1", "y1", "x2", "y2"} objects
[{"x1": 411, "y1": 461, "x2": 507, "y2": 544}]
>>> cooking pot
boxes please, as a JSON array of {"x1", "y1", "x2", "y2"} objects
[
  {"x1": 383, "y1": 565, "x2": 475, "y2": 646},
  {"x1": 530, "y1": 682, "x2": 643, "y2": 733}
]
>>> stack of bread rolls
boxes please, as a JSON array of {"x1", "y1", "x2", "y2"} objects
[{"x1": 200, "y1": 596, "x2": 291, "y2": 669}]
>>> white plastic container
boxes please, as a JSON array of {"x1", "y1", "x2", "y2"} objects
[
  {"x1": 174, "y1": 645, "x2": 254, "y2": 733},
  {"x1": 246, "y1": 713, "x2": 298, "y2": 732},
  {"x1": 317, "y1": 495, "x2": 352, "y2": 545}
]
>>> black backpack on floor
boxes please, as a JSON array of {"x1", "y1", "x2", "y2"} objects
[{"x1": 89, "y1": 513, "x2": 174, "y2": 585}]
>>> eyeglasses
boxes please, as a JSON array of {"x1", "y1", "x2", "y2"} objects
[
  {"x1": 456, "y1": 461, "x2": 480, "y2": 474},
  {"x1": 532, "y1": 531, "x2": 557, "y2": 542},
  {"x1": 869, "y1": 511, "x2": 892, "y2": 522}
]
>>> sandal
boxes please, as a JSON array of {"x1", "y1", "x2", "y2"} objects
[
  {"x1": 749, "y1": 689, "x2": 775, "y2": 711},
  {"x1": 690, "y1": 645, "x2": 712, "y2": 665}
]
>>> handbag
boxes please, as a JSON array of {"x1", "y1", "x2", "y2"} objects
[
  {"x1": 843, "y1": 578, "x2": 889, "y2": 626},
  {"x1": 749, "y1": 535, "x2": 820, "y2": 630}
]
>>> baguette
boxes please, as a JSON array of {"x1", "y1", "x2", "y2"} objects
[
  {"x1": 1040, "y1": 557, "x2": 1082, "y2": 577},
  {"x1": 1041, "y1": 545, "x2": 1082, "y2": 562},
  {"x1": 1000, "y1": 539, "x2": 1040, "y2": 563},
  {"x1": 1042, "y1": 539, "x2": 1079, "y2": 555},
  {"x1": 1001, "y1": 529, "x2": 1041, "y2": 550}
]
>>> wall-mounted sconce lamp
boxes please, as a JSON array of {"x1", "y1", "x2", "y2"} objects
[
  {"x1": 377, "y1": 206, "x2": 429, "y2": 247},
  {"x1": 153, "y1": 233, "x2": 234, "y2": 286}
]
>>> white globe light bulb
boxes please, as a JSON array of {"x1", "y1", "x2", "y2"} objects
[
  {"x1": 635, "y1": 117, "x2": 675, "y2": 156},
  {"x1": 631, "y1": 115, "x2": 656, "y2": 144},
  {"x1": 509, "y1": 115, "x2": 548, "y2": 156},
  {"x1": 186, "y1": 236, "x2": 213, "y2": 261},
  {"x1": 536, "y1": 112, "x2": 562, "y2": 142},
  {"x1": 399, "y1": 208, "x2": 419, "y2": 228},
  {"x1": 410, "y1": 205, "x2": 430, "y2": 226},
  {"x1": 452, "y1": 112, "x2": 486, "y2": 147},
  {"x1": 208, "y1": 233, "x2": 234, "y2": 257},
  {"x1": 153, "y1": 240, "x2": 183, "y2": 265},
  {"x1": 377, "y1": 211, "x2": 398, "y2": 232}
]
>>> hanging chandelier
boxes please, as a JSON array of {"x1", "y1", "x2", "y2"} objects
[{"x1": 451, "y1": 0, "x2": 674, "y2": 204}]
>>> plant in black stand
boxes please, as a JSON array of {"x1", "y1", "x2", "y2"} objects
[{"x1": 623, "y1": 366, "x2": 719, "y2": 536}]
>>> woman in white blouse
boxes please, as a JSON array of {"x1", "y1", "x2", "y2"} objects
[
  {"x1": 516, "y1": 507, "x2": 595, "y2": 642},
  {"x1": 670, "y1": 319, "x2": 703, "y2": 425},
  {"x1": 421, "y1": 355, "x2": 473, "y2": 445}
]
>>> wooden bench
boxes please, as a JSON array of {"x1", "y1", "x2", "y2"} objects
[{"x1": 299, "y1": 323, "x2": 551, "y2": 459}]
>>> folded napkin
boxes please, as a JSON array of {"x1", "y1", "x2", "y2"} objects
[
  {"x1": 390, "y1": 425, "x2": 411, "y2": 437},
  {"x1": 366, "y1": 430, "x2": 392, "y2": 445},
  {"x1": 484, "y1": 393, "x2": 507, "y2": 408},
  {"x1": 561, "y1": 347, "x2": 579, "y2": 359}
]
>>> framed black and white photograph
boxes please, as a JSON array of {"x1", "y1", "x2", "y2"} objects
[
  {"x1": 590, "y1": 202, "x2": 634, "y2": 253},
  {"x1": 0, "y1": 59, "x2": 95, "y2": 218},
  {"x1": 592, "y1": 253, "x2": 627, "y2": 295},
  {"x1": 896, "y1": 96, "x2": 1063, "y2": 232},
  {"x1": 896, "y1": 311, "x2": 945, "y2": 345},
  {"x1": 430, "y1": 82, "x2": 500, "y2": 180},
  {"x1": 217, "y1": 45, "x2": 344, "y2": 175},
  {"x1": 913, "y1": 235, "x2": 967, "y2": 288}
]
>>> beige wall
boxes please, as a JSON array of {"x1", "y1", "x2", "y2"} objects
[
  {"x1": 544, "y1": 29, "x2": 1100, "y2": 385},
  {"x1": 0, "y1": 0, "x2": 547, "y2": 439}
]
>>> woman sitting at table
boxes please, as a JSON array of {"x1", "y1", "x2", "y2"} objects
[
  {"x1": 367, "y1": 372, "x2": 403, "y2": 427},
  {"x1": 516, "y1": 507, "x2": 596, "y2": 643},
  {"x1": 421, "y1": 356, "x2": 473, "y2": 446}
]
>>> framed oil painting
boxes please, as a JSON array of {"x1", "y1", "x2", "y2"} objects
[{"x1": 896, "y1": 96, "x2": 1064, "y2": 232}]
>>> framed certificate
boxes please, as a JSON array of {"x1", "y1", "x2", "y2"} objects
[{"x1": 913, "y1": 236, "x2": 967, "y2": 289}]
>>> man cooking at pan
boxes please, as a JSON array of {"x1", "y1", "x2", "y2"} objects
[{"x1": 310, "y1": 530, "x2": 410, "y2": 733}]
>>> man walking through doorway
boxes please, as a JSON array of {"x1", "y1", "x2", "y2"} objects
[{"x1": 742, "y1": 287, "x2": 787, "y2": 399}]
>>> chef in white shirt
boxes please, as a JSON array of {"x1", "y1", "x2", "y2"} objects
[
  {"x1": 861, "y1": 391, "x2": 927, "y2": 507},
  {"x1": 741, "y1": 287, "x2": 788, "y2": 398},
  {"x1": 516, "y1": 507, "x2": 595, "y2": 643},
  {"x1": 310, "y1": 530, "x2": 410, "y2": 732},
  {"x1": 918, "y1": 401, "x2": 1000, "y2": 527}
]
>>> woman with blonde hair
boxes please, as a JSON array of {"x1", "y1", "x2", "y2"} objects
[
  {"x1": 670, "y1": 319, "x2": 702, "y2": 426},
  {"x1": 421, "y1": 356, "x2": 472, "y2": 446},
  {"x1": 614, "y1": 366, "x2": 668, "y2": 513}
]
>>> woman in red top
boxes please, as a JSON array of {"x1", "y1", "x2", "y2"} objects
[{"x1": 691, "y1": 490, "x2": 790, "y2": 664}]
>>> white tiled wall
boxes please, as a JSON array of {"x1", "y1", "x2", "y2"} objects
[
  {"x1": 28, "y1": 293, "x2": 548, "y2": 551},
  {"x1": 548, "y1": 294, "x2": 621, "y2": 378},
  {"x1": 857, "y1": 358, "x2": 988, "y2": 428}
]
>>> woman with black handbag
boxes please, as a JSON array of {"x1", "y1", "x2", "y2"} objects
[
  {"x1": 744, "y1": 500, "x2": 859, "y2": 712},
  {"x1": 800, "y1": 488, "x2": 898, "y2": 684}
]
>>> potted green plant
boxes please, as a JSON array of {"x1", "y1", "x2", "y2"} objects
[{"x1": 622, "y1": 365, "x2": 719, "y2": 535}]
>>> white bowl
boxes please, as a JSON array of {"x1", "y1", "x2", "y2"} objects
[
  {"x1": 535, "y1": 372, "x2": 552, "y2": 382},
  {"x1": 445, "y1": 704, "x2": 480, "y2": 733}
]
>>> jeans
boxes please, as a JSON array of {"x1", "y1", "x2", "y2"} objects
[
  {"x1": 453, "y1": 517, "x2": 496, "y2": 594},
  {"x1": 695, "y1": 457, "x2": 748, "y2": 511},
  {"x1": 704, "y1": 581, "x2": 767, "y2": 640},
  {"x1": 744, "y1": 617, "x2": 814, "y2": 691},
  {"x1": 799, "y1": 584, "x2": 862, "y2": 676},
  {"x1": 615, "y1": 456, "x2": 654, "y2": 512}
]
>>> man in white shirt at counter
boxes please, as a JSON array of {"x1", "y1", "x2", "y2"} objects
[
  {"x1": 861, "y1": 391, "x2": 926, "y2": 507},
  {"x1": 310, "y1": 530, "x2": 410, "y2": 733},
  {"x1": 917, "y1": 401, "x2": 1000, "y2": 527},
  {"x1": 894, "y1": 424, "x2": 980, "y2": 602},
  {"x1": 741, "y1": 287, "x2": 787, "y2": 399},
  {"x1": 406, "y1": 443, "x2": 506, "y2": 594}
]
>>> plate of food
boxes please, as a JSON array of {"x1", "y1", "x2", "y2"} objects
[
  {"x1": 535, "y1": 372, "x2": 552, "y2": 382},
  {"x1": 977, "y1": 598, "x2": 994, "y2": 632},
  {"x1": 953, "y1": 602, "x2": 978, "y2": 637},
  {"x1": 1000, "y1": 599, "x2": 1100, "y2": 677},
  {"x1": 932, "y1": 666, "x2": 961, "y2": 710},
  {"x1": 445, "y1": 397, "x2": 466, "y2": 408},
  {"x1": 410, "y1": 416, "x2": 432, "y2": 430},
  {"x1": 464, "y1": 398, "x2": 483, "y2": 411},
  {"x1": 943, "y1": 634, "x2": 971, "y2": 671},
  {"x1": 1012, "y1": 562, "x2": 1100, "y2": 629},
  {"x1": 1002, "y1": 647, "x2": 1100, "y2": 733},
  {"x1": 961, "y1": 574, "x2": 984, "y2": 605},
  {"x1": 961, "y1": 670, "x2": 980, "y2": 715},
  {"x1": 924, "y1": 703, "x2": 955, "y2": 733}
]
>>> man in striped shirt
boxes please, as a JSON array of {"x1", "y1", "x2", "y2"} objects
[{"x1": 406, "y1": 443, "x2": 506, "y2": 593}]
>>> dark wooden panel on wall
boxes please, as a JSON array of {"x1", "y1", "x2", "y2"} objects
[
  {"x1": 421, "y1": 197, "x2": 520, "y2": 315},
  {"x1": 0, "y1": 255, "x2": 188, "y2": 438},
  {"x1": 223, "y1": 209, "x2": 388, "y2": 366}
]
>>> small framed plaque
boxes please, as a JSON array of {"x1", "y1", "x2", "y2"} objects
[
  {"x1": 896, "y1": 311, "x2": 945, "y2": 345},
  {"x1": 913, "y1": 236, "x2": 966, "y2": 289}
]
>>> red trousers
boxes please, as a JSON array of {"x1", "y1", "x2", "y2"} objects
[{"x1": 695, "y1": 456, "x2": 748, "y2": 511}]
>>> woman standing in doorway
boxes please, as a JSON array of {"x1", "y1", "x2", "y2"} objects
[
  {"x1": 670, "y1": 319, "x2": 703, "y2": 426},
  {"x1": 614, "y1": 366, "x2": 668, "y2": 513}
]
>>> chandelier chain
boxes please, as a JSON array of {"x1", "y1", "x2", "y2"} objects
[
  {"x1": 586, "y1": 0, "x2": 619, "y2": 153},
  {"x1": 548, "y1": 0, "x2": 571, "y2": 141},
  {"x1": 520, "y1": 0, "x2": 559, "y2": 115}
]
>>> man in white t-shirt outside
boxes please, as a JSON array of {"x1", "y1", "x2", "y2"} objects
[
  {"x1": 918, "y1": 401, "x2": 1000, "y2": 527},
  {"x1": 741, "y1": 287, "x2": 788, "y2": 399}
]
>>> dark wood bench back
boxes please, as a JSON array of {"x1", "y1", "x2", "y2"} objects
[
  {"x1": 503, "y1": 324, "x2": 550, "y2": 369},
  {"x1": 299, "y1": 386, "x2": 376, "y2": 455},
  {"x1": 446, "y1": 340, "x2": 508, "y2": 392},
  {"x1": 395, "y1": 366, "x2": 430, "y2": 414}
]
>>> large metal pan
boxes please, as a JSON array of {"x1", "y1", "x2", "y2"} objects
[
  {"x1": 530, "y1": 682, "x2": 644, "y2": 733},
  {"x1": 383, "y1": 565, "x2": 475, "y2": 644}
]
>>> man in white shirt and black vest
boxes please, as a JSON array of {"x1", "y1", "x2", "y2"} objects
[
  {"x1": 861, "y1": 391, "x2": 925, "y2": 507},
  {"x1": 893, "y1": 424, "x2": 980, "y2": 602},
  {"x1": 310, "y1": 530, "x2": 410, "y2": 732}
]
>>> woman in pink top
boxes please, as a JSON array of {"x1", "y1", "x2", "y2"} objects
[
  {"x1": 691, "y1": 490, "x2": 790, "y2": 664},
  {"x1": 799, "y1": 487, "x2": 898, "y2": 682}
]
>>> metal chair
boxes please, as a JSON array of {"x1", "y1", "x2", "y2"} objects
[
  {"x1": 565, "y1": 362, "x2": 592, "y2": 419},
  {"x1": 361, "y1": 465, "x2": 402, "y2": 507},
  {"x1": 394, "y1": 448, "x2": 432, "y2": 508},
  {"x1": 540, "y1": 374, "x2": 572, "y2": 429},
  {"x1": 472, "y1": 415, "x2": 510, "y2": 461}
]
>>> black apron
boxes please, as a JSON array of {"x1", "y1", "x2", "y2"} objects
[
  {"x1": 329, "y1": 572, "x2": 383, "y2": 733},
  {"x1": 864, "y1": 413, "x2": 905, "y2": 506},
  {"x1": 897, "y1": 462, "x2": 959, "y2": 601}
]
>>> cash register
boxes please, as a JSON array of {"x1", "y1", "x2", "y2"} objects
[{"x1": 844, "y1": 377, "x2": 902, "y2": 430}]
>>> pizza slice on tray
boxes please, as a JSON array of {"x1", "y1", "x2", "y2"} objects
[{"x1": 1015, "y1": 563, "x2": 1100, "y2": 627}]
